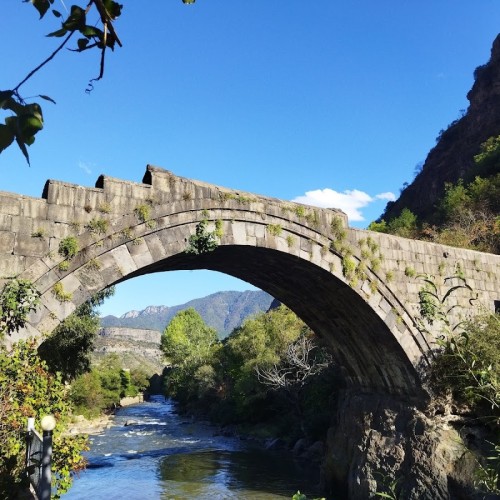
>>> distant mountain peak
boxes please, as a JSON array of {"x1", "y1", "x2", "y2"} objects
[{"x1": 102, "y1": 290, "x2": 274, "y2": 338}]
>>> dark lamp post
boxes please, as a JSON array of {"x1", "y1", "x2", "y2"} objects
[{"x1": 39, "y1": 415, "x2": 56, "y2": 500}]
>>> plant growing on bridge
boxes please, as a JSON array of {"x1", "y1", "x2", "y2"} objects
[
  {"x1": 58, "y1": 236, "x2": 79, "y2": 260},
  {"x1": 267, "y1": 224, "x2": 283, "y2": 236},
  {"x1": 52, "y1": 282, "x2": 72, "y2": 302},
  {"x1": 134, "y1": 203, "x2": 151, "y2": 223},
  {"x1": 86, "y1": 217, "x2": 109, "y2": 234},
  {"x1": 185, "y1": 219, "x2": 220, "y2": 255},
  {"x1": 416, "y1": 275, "x2": 500, "y2": 494},
  {"x1": 0, "y1": 280, "x2": 40, "y2": 338}
]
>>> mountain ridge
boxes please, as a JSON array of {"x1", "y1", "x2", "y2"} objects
[{"x1": 100, "y1": 290, "x2": 274, "y2": 338}]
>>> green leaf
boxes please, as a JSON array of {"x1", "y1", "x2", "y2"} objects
[
  {"x1": 80, "y1": 26, "x2": 104, "y2": 39},
  {"x1": 47, "y1": 28, "x2": 68, "y2": 38},
  {"x1": 77, "y1": 38, "x2": 89, "y2": 51},
  {"x1": 52, "y1": 9, "x2": 62, "y2": 18},
  {"x1": 15, "y1": 135, "x2": 31, "y2": 166},
  {"x1": 63, "y1": 5, "x2": 86, "y2": 31},
  {"x1": 5, "y1": 116, "x2": 18, "y2": 134},
  {"x1": 29, "y1": 0, "x2": 54, "y2": 19},
  {"x1": 24, "y1": 135, "x2": 36, "y2": 147},
  {"x1": 0, "y1": 90, "x2": 14, "y2": 109},
  {"x1": 0, "y1": 125, "x2": 15, "y2": 153},
  {"x1": 103, "y1": 0, "x2": 123, "y2": 19},
  {"x1": 2, "y1": 97, "x2": 23, "y2": 115},
  {"x1": 19, "y1": 115, "x2": 43, "y2": 139},
  {"x1": 39, "y1": 95, "x2": 56, "y2": 105}
]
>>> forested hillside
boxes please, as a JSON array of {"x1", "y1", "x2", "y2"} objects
[{"x1": 380, "y1": 34, "x2": 500, "y2": 229}]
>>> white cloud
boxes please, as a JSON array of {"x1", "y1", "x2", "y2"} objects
[
  {"x1": 375, "y1": 192, "x2": 396, "y2": 201},
  {"x1": 78, "y1": 161, "x2": 93, "y2": 175},
  {"x1": 292, "y1": 188, "x2": 396, "y2": 222}
]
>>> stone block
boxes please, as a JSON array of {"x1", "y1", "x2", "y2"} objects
[
  {"x1": 0, "y1": 255, "x2": 26, "y2": 278},
  {"x1": 99, "y1": 260, "x2": 123, "y2": 287},
  {"x1": 110, "y1": 245, "x2": 138, "y2": 276},
  {"x1": 0, "y1": 231, "x2": 15, "y2": 254},
  {"x1": 127, "y1": 240, "x2": 154, "y2": 268},
  {"x1": 229, "y1": 222, "x2": 248, "y2": 245},
  {"x1": 11, "y1": 216, "x2": 34, "y2": 235},
  {"x1": 0, "y1": 193, "x2": 21, "y2": 215},
  {"x1": 14, "y1": 234, "x2": 49, "y2": 257},
  {"x1": 76, "y1": 265, "x2": 106, "y2": 293},
  {"x1": 145, "y1": 234, "x2": 167, "y2": 261},
  {"x1": 47, "y1": 204, "x2": 76, "y2": 223},
  {"x1": 0, "y1": 214, "x2": 12, "y2": 231},
  {"x1": 40, "y1": 290, "x2": 76, "y2": 322}
]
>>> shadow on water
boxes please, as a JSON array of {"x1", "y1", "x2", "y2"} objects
[{"x1": 158, "y1": 448, "x2": 322, "y2": 499}]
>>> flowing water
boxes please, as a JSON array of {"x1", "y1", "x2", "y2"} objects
[{"x1": 62, "y1": 396, "x2": 323, "y2": 499}]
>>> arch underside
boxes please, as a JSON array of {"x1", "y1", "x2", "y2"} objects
[{"x1": 117, "y1": 245, "x2": 422, "y2": 397}]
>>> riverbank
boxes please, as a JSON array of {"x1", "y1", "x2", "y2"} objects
[
  {"x1": 67, "y1": 394, "x2": 146, "y2": 435},
  {"x1": 66, "y1": 413, "x2": 114, "y2": 435}
]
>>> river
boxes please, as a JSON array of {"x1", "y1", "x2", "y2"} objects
[{"x1": 62, "y1": 396, "x2": 323, "y2": 499}]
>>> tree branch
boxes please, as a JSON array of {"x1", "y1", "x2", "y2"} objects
[{"x1": 13, "y1": 31, "x2": 75, "y2": 94}]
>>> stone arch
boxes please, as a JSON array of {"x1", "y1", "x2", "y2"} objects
[{"x1": 20, "y1": 194, "x2": 429, "y2": 397}]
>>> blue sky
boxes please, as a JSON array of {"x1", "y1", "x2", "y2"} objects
[{"x1": 2, "y1": 1, "x2": 499, "y2": 316}]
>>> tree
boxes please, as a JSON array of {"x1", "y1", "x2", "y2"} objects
[
  {"x1": 256, "y1": 333, "x2": 332, "y2": 434},
  {"x1": 161, "y1": 308, "x2": 218, "y2": 367},
  {"x1": 1, "y1": 0, "x2": 194, "y2": 164},
  {"x1": 38, "y1": 287, "x2": 115, "y2": 381},
  {"x1": 161, "y1": 308, "x2": 220, "y2": 404}
]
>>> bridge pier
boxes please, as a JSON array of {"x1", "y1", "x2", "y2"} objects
[{"x1": 321, "y1": 389, "x2": 477, "y2": 499}]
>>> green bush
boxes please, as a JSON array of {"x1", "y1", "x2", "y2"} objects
[
  {"x1": 0, "y1": 340, "x2": 87, "y2": 498},
  {"x1": 0, "y1": 280, "x2": 40, "y2": 337}
]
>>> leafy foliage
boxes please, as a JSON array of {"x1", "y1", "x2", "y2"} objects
[
  {"x1": 371, "y1": 135, "x2": 500, "y2": 254},
  {"x1": 38, "y1": 287, "x2": 115, "y2": 382},
  {"x1": 162, "y1": 308, "x2": 218, "y2": 367},
  {"x1": 185, "y1": 220, "x2": 220, "y2": 255},
  {"x1": 162, "y1": 305, "x2": 336, "y2": 441},
  {"x1": 0, "y1": 280, "x2": 40, "y2": 338},
  {"x1": 0, "y1": 340, "x2": 88, "y2": 499},
  {"x1": 429, "y1": 313, "x2": 500, "y2": 423},
  {"x1": 58, "y1": 236, "x2": 79, "y2": 259},
  {"x1": 70, "y1": 353, "x2": 147, "y2": 418},
  {"x1": 415, "y1": 275, "x2": 500, "y2": 495},
  {"x1": 370, "y1": 208, "x2": 418, "y2": 238}
]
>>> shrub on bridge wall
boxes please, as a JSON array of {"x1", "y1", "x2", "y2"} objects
[
  {"x1": 58, "y1": 236, "x2": 79, "y2": 260},
  {"x1": 185, "y1": 220, "x2": 219, "y2": 255}
]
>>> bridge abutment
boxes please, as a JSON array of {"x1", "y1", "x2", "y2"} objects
[{"x1": 322, "y1": 389, "x2": 477, "y2": 499}]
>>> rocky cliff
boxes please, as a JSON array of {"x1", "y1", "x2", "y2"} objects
[
  {"x1": 382, "y1": 34, "x2": 500, "y2": 221},
  {"x1": 92, "y1": 327, "x2": 164, "y2": 375}
]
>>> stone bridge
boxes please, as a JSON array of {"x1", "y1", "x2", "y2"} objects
[
  {"x1": 2, "y1": 165, "x2": 499, "y2": 497},
  {"x1": 1, "y1": 165, "x2": 499, "y2": 397}
]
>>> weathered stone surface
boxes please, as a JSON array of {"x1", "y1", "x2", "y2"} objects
[{"x1": 322, "y1": 390, "x2": 478, "y2": 500}]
